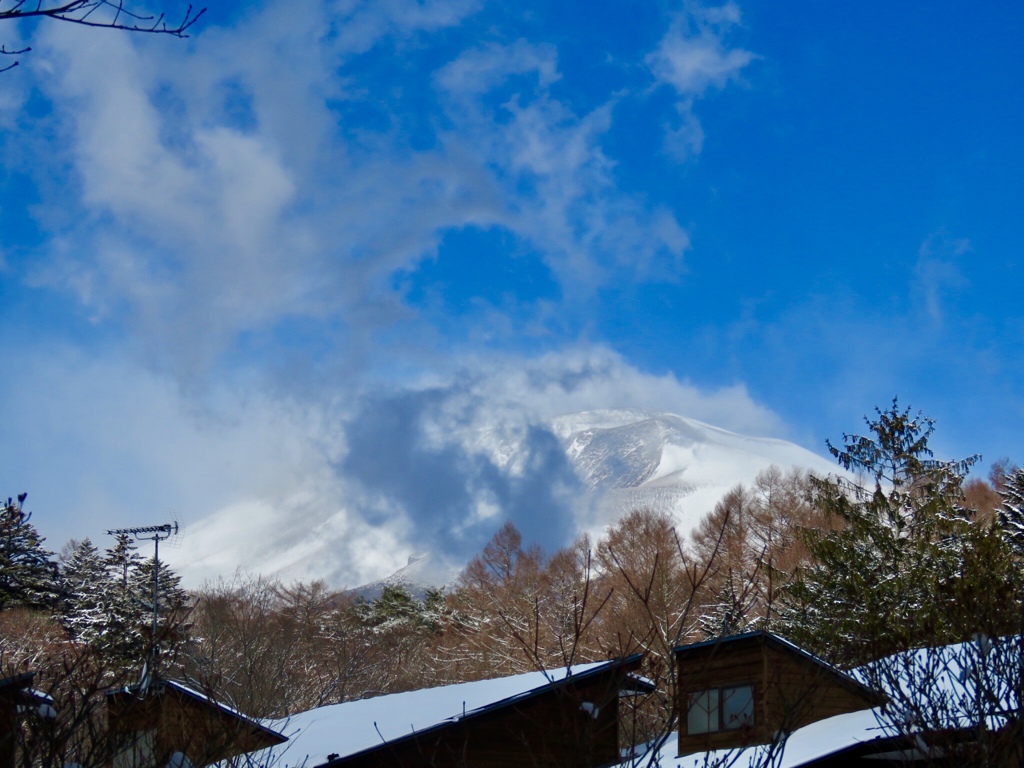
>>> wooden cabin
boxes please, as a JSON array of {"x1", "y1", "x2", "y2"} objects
[
  {"x1": 274, "y1": 655, "x2": 650, "y2": 768},
  {"x1": 675, "y1": 631, "x2": 884, "y2": 757},
  {"x1": 107, "y1": 677, "x2": 286, "y2": 768},
  {"x1": 0, "y1": 672, "x2": 34, "y2": 768}
]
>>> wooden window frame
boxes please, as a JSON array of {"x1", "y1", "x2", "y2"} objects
[{"x1": 686, "y1": 684, "x2": 755, "y2": 734}]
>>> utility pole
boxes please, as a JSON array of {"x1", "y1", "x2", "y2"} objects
[{"x1": 107, "y1": 522, "x2": 179, "y2": 675}]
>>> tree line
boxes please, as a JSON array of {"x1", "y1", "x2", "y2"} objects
[{"x1": 2, "y1": 400, "x2": 1023, "y2": 762}]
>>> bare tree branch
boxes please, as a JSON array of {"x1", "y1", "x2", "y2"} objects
[{"x1": 0, "y1": 0, "x2": 205, "y2": 69}]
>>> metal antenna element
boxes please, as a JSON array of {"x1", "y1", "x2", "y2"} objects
[{"x1": 107, "y1": 522, "x2": 180, "y2": 673}]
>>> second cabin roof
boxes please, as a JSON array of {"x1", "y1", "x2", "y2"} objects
[{"x1": 674, "y1": 630, "x2": 885, "y2": 704}]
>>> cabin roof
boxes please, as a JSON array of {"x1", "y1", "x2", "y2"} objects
[
  {"x1": 0, "y1": 672, "x2": 52, "y2": 708},
  {"x1": 0, "y1": 672, "x2": 34, "y2": 693},
  {"x1": 630, "y1": 636, "x2": 1022, "y2": 768},
  {"x1": 264, "y1": 655, "x2": 644, "y2": 768},
  {"x1": 107, "y1": 676, "x2": 287, "y2": 746},
  {"x1": 628, "y1": 707, "x2": 896, "y2": 768},
  {"x1": 674, "y1": 630, "x2": 884, "y2": 704}
]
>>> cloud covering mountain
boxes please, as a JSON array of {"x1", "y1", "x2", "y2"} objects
[
  {"x1": 169, "y1": 395, "x2": 836, "y2": 589},
  {"x1": 1, "y1": 0, "x2": 1020, "y2": 587}
]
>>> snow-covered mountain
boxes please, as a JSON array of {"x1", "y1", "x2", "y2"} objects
[
  {"x1": 349, "y1": 552, "x2": 434, "y2": 602},
  {"x1": 173, "y1": 409, "x2": 839, "y2": 591},
  {"x1": 351, "y1": 409, "x2": 839, "y2": 594},
  {"x1": 549, "y1": 409, "x2": 838, "y2": 536}
]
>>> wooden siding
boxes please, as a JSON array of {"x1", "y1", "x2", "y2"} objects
[
  {"x1": 0, "y1": 674, "x2": 33, "y2": 768},
  {"x1": 108, "y1": 685, "x2": 283, "y2": 768},
  {"x1": 676, "y1": 636, "x2": 880, "y2": 757},
  {"x1": 332, "y1": 668, "x2": 629, "y2": 768},
  {"x1": 0, "y1": 691, "x2": 16, "y2": 768}
]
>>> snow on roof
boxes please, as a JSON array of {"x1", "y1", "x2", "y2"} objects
[
  {"x1": 621, "y1": 636, "x2": 1023, "y2": 768},
  {"x1": 260, "y1": 661, "x2": 618, "y2": 768},
  {"x1": 851, "y1": 635, "x2": 1022, "y2": 730},
  {"x1": 626, "y1": 709, "x2": 894, "y2": 768}
]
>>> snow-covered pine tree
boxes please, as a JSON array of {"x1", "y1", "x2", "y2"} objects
[
  {"x1": 58, "y1": 538, "x2": 110, "y2": 644},
  {"x1": 0, "y1": 494, "x2": 59, "y2": 610},
  {"x1": 101, "y1": 534, "x2": 147, "y2": 664},
  {"x1": 997, "y1": 465, "x2": 1024, "y2": 553},
  {"x1": 355, "y1": 584, "x2": 426, "y2": 633},
  {"x1": 104, "y1": 533, "x2": 144, "y2": 592},
  {"x1": 99, "y1": 534, "x2": 191, "y2": 668},
  {"x1": 699, "y1": 572, "x2": 754, "y2": 640},
  {"x1": 132, "y1": 557, "x2": 190, "y2": 651},
  {"x1": 781, "y1": 401, "x2": 979, "y2": 664}
]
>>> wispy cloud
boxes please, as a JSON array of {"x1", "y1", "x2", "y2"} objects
[
  {"x1": 0, "y1": 0, "x2": 789, "y2": 586},
  {"x1": 646, "y1": 1, "x2": 756, "y2": 159},
  {"x1": 915, "y1": 230, "x2": 971, "y2": 326},
  {"x1": 16, "y1": 2, "x2": 695, "y2": 383},
  {"x1": 435, "y1": 39, "x2": 690, "y2": 291}
]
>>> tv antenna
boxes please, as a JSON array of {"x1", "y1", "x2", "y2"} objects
[{"x1": 106, "y1": 522, "x2": 179, "y2": 673}]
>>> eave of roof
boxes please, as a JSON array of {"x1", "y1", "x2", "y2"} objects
[
  {"x1": 674, "y1": 631, "x2": 885, "y2": 705},
  {"x1": 162, "y1": 680, "x2": 288, "y2": 745},
  {"x1": 317, "y1": 653, "x2": 645, "y2": 768},
  {"x1": 0, "y1": 671, "x2": 35, "y2": 692},
  {"x1": 106, "y1": 677, "x2": 287, "y2": 746}
]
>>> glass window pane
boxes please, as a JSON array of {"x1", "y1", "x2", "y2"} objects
[
  {"x1": 687, "y1": 689, "x2": 720, "y2": 734},
  {"x1": 722, "y1": 685, "x2": 754, "y2": 730}
]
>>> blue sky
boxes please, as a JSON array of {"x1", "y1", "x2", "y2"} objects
[{"x1": 0, "y1": 0, "x2": 1021, "y2": 584}]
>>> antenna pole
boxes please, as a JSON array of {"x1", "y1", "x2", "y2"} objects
[
  {"x1": 152, "y1": 533, "x2": 160, "y2": 657},
  {"x1": 107, "y1": 522, "x2": 179, "y2": 672}
]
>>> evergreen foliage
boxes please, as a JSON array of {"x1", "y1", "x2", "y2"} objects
[
  {"x1": 0, "y1": 494, "x2": 58, "y2": 610},
  {"x1": 699, "y1": 575, "x2": 752, "y2": 639},
  {"x1": 47, "y1": 530, "x2": 192, "y2": 667},
  {"x1": 355, "y1": 584, "x2": 442, "y2": 633},
  {"x1": 782, "y1": 400, "x2": 1023, "y2": 665},
  {"x1": 134, "y1": 556, "x2": 190, "y2": 618},
  {"x1": 99, "y1": 533, "x2": 148, "y2": 663},
  {"x1": 997, "y1": 466, "x2": 1024, "y2": 553},
  {"x1": 58, "y1": 538, "x2": 109, "y2": 644}
]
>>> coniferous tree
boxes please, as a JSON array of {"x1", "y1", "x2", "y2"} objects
[
  {"x1": 133, "y1": 555, "x2": 191, "y2": 662},
  {"x1": 699, "y1": 575, "x2": 753, "y2": 640},
  {"x1": 57, "y1": 538, "x2": 109, "y2": 644},
  {"x1": 134, "y1": 556, "x2": 189, "y2": 615},
  {"x1": 100, "y1": 534, "x2": 147, "y2": 664},
  {"x1": 997, "y1": 465, "x2": 1024, "y2": 554},
  {"x1": 781, "y1": 401, "x2": 981, "y2": 664},
  {"x1": 104, "y1": 533, "x2": 144, "y2": 593},
  {"x1": 0, "y1": 494, "x2": 58, "y2": 610}
]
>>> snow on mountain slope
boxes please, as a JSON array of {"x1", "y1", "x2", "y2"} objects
[
  {"x1": 172, "y1": 409, "x2": 839, "y2": 591},
  {"x1": 352, "y1": 410, "x2": 839, "y2": 594},
  {"x1": 548, "y1": 409, "x2": 839, "y2": 539}
]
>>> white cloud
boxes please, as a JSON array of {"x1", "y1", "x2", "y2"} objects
[
  {"x1": 14, "y1": 8, "x2": 697, "y2": 383},
  {"x1": 915, "y1": 231, "x2": 971, "y2": 325},
  {"x1": 184, "y1": 347, "x2": 787, "y2": 586},
  {"x1": 436, "y1": 40, "x2": 690, "y2": 291},
  {"x1": 646, "y1": 2, "x2": 756, "y2": 159},
  {"x1": 0, "y1": 340, "x2": 787, "y2": 588}
]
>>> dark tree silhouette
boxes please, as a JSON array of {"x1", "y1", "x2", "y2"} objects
[{"x1": 1, "y1": 0, "x2": 204, "y2": 71}]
